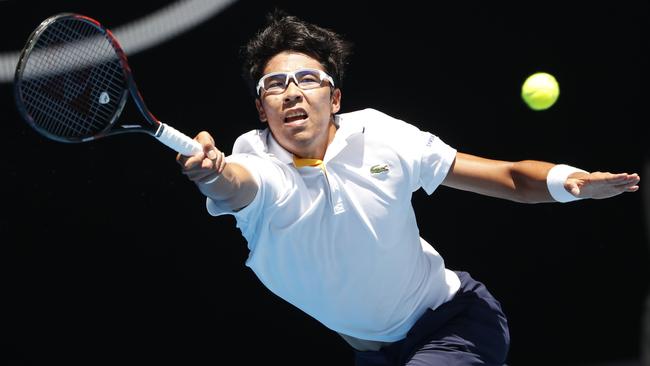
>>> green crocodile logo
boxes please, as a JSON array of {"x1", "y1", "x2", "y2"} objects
[{"x1": 370, "y1": 164, "x2": 389, "y2": 174}]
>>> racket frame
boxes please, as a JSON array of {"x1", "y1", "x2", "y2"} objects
[{"x1": 14, "y1": 13, "x2": 164, "y2": 143}]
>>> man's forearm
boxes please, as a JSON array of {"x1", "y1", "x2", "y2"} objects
[{"x1": 200, "y1": 162, "x2": 258, "y2": 211}]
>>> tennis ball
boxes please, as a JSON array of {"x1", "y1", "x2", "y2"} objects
[{"x1": 521, "y1": 72, "x2": 559, "y2": 110}]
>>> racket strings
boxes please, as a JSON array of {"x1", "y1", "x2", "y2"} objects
[
  {"x1": 18, "y1": 17, "x2": 127, "y2": 140},
  {"x1": 23, "y1": 21, "x2": 106, "y2": 136}
]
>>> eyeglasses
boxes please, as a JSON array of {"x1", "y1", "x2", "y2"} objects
[{"x1": 256, "y1": 68, "x2": 335, "y2": 96}]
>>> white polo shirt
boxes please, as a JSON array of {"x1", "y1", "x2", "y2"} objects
[{"x1": 207, "y1": 108, "x2": 460, "y2": 342}]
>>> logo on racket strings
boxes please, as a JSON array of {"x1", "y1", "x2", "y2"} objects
[{"x1": 99, "y1": 92, "x2": 110, "y2": 104}]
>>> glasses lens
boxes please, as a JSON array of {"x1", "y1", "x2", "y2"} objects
[
  {"x1": 262, "y1": 73, "x2": 288, "y2": 93},
  {"x1": 295, "y1": 70, "x2": 323, "y2": 89}
]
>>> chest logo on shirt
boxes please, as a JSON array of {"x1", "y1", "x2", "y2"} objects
[{"x1": 370, "y1": 163, "x2": 390, "y2": 175}]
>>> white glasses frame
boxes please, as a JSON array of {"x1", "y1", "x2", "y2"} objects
[{"x1": 256, "y1": 68, "x2": 335, "y2": 96}]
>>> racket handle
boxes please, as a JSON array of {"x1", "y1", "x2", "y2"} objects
[{"x1": 155, "y1": 123, "x2": 203, "y2": 156}]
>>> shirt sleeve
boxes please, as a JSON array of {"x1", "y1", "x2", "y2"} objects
[
  {"x1": 417, "y1": 132, "x2": 457, "y2": 195},
  {"x1": 359, "y1": 108, "x2": 457, "y2": 195},
  {"x1": 206, "y1": 153, "x2": 291, "y2": 224}
]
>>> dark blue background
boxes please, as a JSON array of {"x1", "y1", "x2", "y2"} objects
[{"x1": 1, "y1": 1, "x2": 648, "y2": 365}]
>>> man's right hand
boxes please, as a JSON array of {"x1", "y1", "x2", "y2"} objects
[
  {"x1": 176, "y1": 131, "x2": 226, "y2": 186},
  {"x1": 176, "y1": 131, "x2": 258, "y2": 211}
]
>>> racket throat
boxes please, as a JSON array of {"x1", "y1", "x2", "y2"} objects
[{"x1": 153, "y1": 123, "x2": 165, "y2": 137}]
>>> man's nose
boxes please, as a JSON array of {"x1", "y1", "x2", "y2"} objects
[{"x1": 283, "y1": 79, "x2": 302, "y2": 103}]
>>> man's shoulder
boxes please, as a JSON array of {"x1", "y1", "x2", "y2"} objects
[
  {"x1": 338, "y1": 108, "x2": 391, "y2": 122},
  {"x1": 338, "y1": 108, "x2": 419, "y2": 135},
  {"x1": 232, "y1": 128, "x2": 269, "y2": 155}
]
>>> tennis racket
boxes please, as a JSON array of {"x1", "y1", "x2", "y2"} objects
[{"x1": 14, "y1": 13, "x2": 202, "y2": 156}]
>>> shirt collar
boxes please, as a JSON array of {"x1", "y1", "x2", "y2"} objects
[{"x1": 266, "y1": 130, "x2": 294, "y2": 165}]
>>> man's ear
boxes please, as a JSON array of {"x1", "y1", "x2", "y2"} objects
[
  {"x1": 331, "y1": 88, "x2": 341, "y2": 114},
  {"x1": 255, "y1": 98, "x2": 268, "y2": 122}
]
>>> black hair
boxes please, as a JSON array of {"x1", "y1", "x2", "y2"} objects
[{"x1": 241, "y1": 9, "x2": 353, "y2": 97}]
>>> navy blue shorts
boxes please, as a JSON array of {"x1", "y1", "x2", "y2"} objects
[{"x1": 354, "y1": 271, "x2": 510, "y2": 366}]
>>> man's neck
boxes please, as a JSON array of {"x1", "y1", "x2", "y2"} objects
[{"x1": 291, "y1": 121, "x2": 338, "y2": 160}]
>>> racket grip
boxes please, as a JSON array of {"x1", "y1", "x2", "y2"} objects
[{"x1": 155, "y1": 123, "x2": 203, "y2": 156}]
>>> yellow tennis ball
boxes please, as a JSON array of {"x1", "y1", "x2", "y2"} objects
[{"x1": 521, "y1": 72, "x2": 559, "y2": 110}]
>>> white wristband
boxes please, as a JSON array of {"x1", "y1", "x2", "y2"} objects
[
  {"x1": 202, "y1": 174, "x2": 221, "y2": 185},
  {"x1": 201, "y1": 152, "x2": 226, "y2": 185},
  {"x1": 546, "y1": 164, "x2": 588, "y2": 202}
]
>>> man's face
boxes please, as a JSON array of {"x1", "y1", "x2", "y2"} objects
[{"x1": 255, "y1": 51, "x2": 341, "y2": 159}]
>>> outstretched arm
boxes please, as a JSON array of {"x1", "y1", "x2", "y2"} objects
[
  {"x1": 176, "y1": 131, "x2": 258, "y2": 211},
  {"x1": 442, "y1": 152, "x2": 640, "y2": 203}
]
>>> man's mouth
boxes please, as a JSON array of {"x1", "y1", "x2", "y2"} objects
[{"x1": 284, "y1": 110, "x2": 308, "y2": 123}]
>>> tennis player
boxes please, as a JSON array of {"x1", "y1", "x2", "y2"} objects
[{"x1": 177, "y1": 10, "x2": 640, "y2": 366}]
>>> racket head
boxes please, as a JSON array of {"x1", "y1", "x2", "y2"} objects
[{"x1": 14, "y1": 13, "x2": 146, "y2": 143}]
